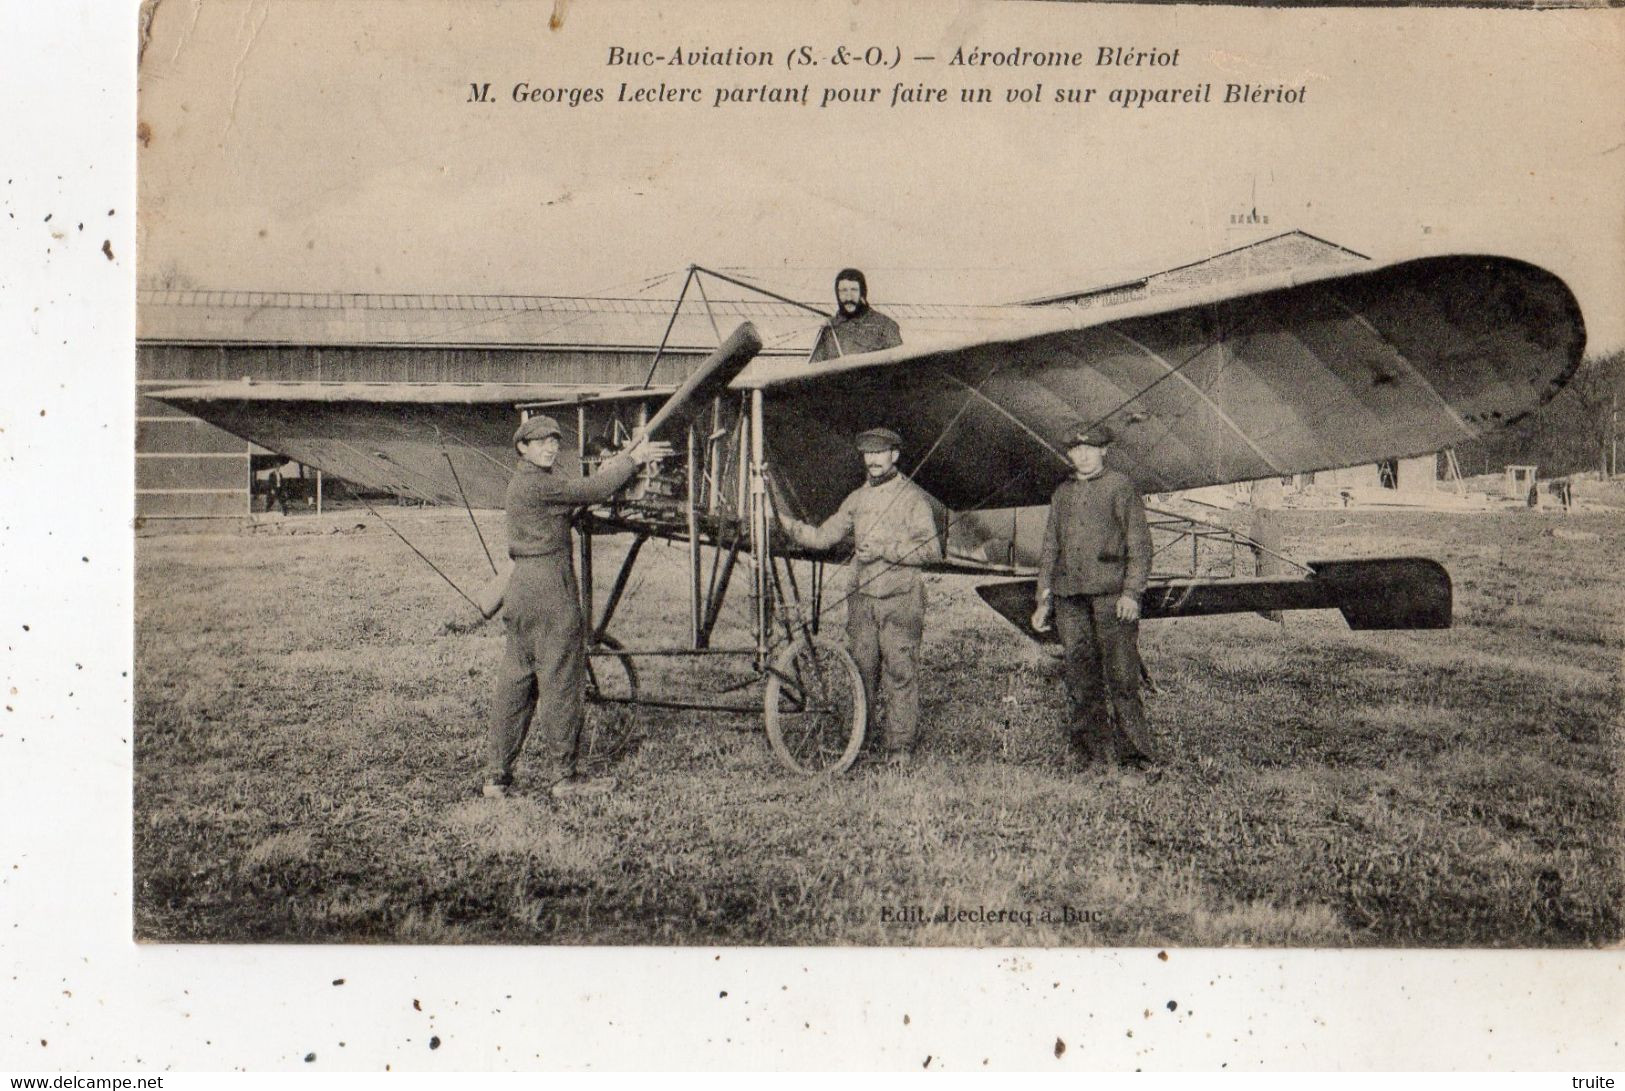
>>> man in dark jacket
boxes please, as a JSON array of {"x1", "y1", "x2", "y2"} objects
[
  {"x1": 1031, "y1": 425, "x2": 1158, "y2": 769},
  {"x1": 810, "y1": 267, "x2": 902, "y2": 362},
  {"x1": 483, "y1": 414, "x2": 669, "y2": 799}
]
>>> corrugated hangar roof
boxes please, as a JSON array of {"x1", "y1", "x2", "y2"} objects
[
  {"x1": 1020, "y1": 231, "x2": 1369, "y2": 305},
  {"x1": 137, "y1": 287, "x2": 1032, "y2": 354},
  {"x1": 137, "y1": 232, "x2": 1367, "y2": 352}
]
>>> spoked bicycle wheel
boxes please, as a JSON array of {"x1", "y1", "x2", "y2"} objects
[
  {"x1": 582, "y1": 633, "x2": 639, "y2": 770},
  {"x1": 763, "y1": 638, "x2": 866, "y2": 775}
]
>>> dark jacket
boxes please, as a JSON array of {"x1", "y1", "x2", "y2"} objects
[
  {"x1": 1037, "y1": 469, "x2": 1152, "y2": 599},
  {"x1": 810, "y1": 308, "x2": 902, "y2": 362},
  {"x1": 506, "y1": 453, "x2": 638, "y2": 558}
]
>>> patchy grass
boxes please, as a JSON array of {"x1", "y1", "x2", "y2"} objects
[{"x1": 134, "y1": 509, "x2": 1623, "y2": 946}]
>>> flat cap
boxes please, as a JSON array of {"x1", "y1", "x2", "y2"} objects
[
  {"x1": 1067, "y1": 424, "x2": 1116, "y2": 449},
  {"x1": 854, "y1": 427, "x2": 903, "y2": 452},
  {"x1": 513, "y1": 414, "x2": 564, "y2": 447}
]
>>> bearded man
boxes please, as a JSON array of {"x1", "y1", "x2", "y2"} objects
[{"x1": 809, "y1": 267, "x2": 902, "y2": 362}]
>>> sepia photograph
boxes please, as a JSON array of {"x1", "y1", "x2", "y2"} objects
[
  {"x1": 6, "y1": 0, "x2": 1625, "y2": 1076},
  {"x1": 127, "y1": 0, "x2": 1625, "y2": 954}
]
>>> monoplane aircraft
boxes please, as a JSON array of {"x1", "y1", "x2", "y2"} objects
[{"x1": 153, "y1": 255, "x2": 1586, "y2": 774}]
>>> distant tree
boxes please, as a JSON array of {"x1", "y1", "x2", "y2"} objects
[
  {"x1": 1568, "y1": 352, "x2": 1625, "y2": 476},
  {"x1": 1455, "y1": 352, "x2": 1625, "y2": 478}
]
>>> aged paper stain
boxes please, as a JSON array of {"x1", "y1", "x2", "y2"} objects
[
  {"x1": 224, "y1": 0, "x2": 271, "y2": 143},
  {"x1": 137, "y1": 0, "x2": 158, "y2": 64}
]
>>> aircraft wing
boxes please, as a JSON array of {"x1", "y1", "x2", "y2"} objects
[
  {"x1": 151, "y1": 381, "x2": 675, "y2": 508},
  {"x1": 152, "y1": 256, "x2": 1584, "y2": 525},
  {"x1": 740, "y1": 255, "x2": 1584, "y2": 522}
]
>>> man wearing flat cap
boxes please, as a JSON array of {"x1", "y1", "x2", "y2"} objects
[
  {"x1": 1031, "y1": 424, "x2": 1158, "y2": 770},
  {"x1": 810, "y1": 268, "x2": 902, "y2": 362},
  {"x1": 777, "y1": 427, "x2": 940, "y2": 764},
  {"x1": 483, "y1": 414, "x2": 670, "y2": 799}
]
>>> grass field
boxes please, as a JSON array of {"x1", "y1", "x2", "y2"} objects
[{"x1": 134, "y1": 507, "x2": 1622, "y2": 946}]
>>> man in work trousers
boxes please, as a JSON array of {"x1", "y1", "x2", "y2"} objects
[
  {"x1": 809, "y1": 267, "x2": 902, "y2": 362},
  {"x1": 483, "y1": 414, "x2": 670, "y2": 800},
  {"x1": 1031, "y1": 425, "x2": 1159, "y2": 770},
  {"x1": 777, "y1": 428, "x2": 941, "y2": 766}
]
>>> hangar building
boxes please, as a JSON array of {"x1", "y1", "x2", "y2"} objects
[{"x1": 135, "y1": 231, "x2": 1373, "y2": 523}]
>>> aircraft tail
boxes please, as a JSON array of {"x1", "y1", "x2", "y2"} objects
[{"x1": 975, "y1": 557, "x2": 1452, "y2": 642}]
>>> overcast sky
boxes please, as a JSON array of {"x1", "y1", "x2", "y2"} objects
[{"x1": 137, "y1": 0, "x2": 1625, "y2": 351}]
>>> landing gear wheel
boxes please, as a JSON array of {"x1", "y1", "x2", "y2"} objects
[
  {"x1": 763, "y1": 638, "x2": 866, "y2": 776},
  {"x1": 582, "y1": 634, "x2": 639, "y2": 771}
]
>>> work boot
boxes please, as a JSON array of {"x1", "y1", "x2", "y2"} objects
[
  {"x1": 549, "y1": 774, "x2": 617, "y2": 799},
  {"x1": 1066, "y1": 732, "x2": 1108, "y2": 773},
  {"x1": 1118, "y1": 754, "x2": 1164, "y2": 784}
]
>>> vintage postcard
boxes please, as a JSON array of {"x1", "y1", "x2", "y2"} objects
[
  {"x1": 130, "y1": 0, "x2": 1624, "y2": 948},
  {"x1": 15, "y1": 0, "x2": 1625, "y2": 1072}
]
